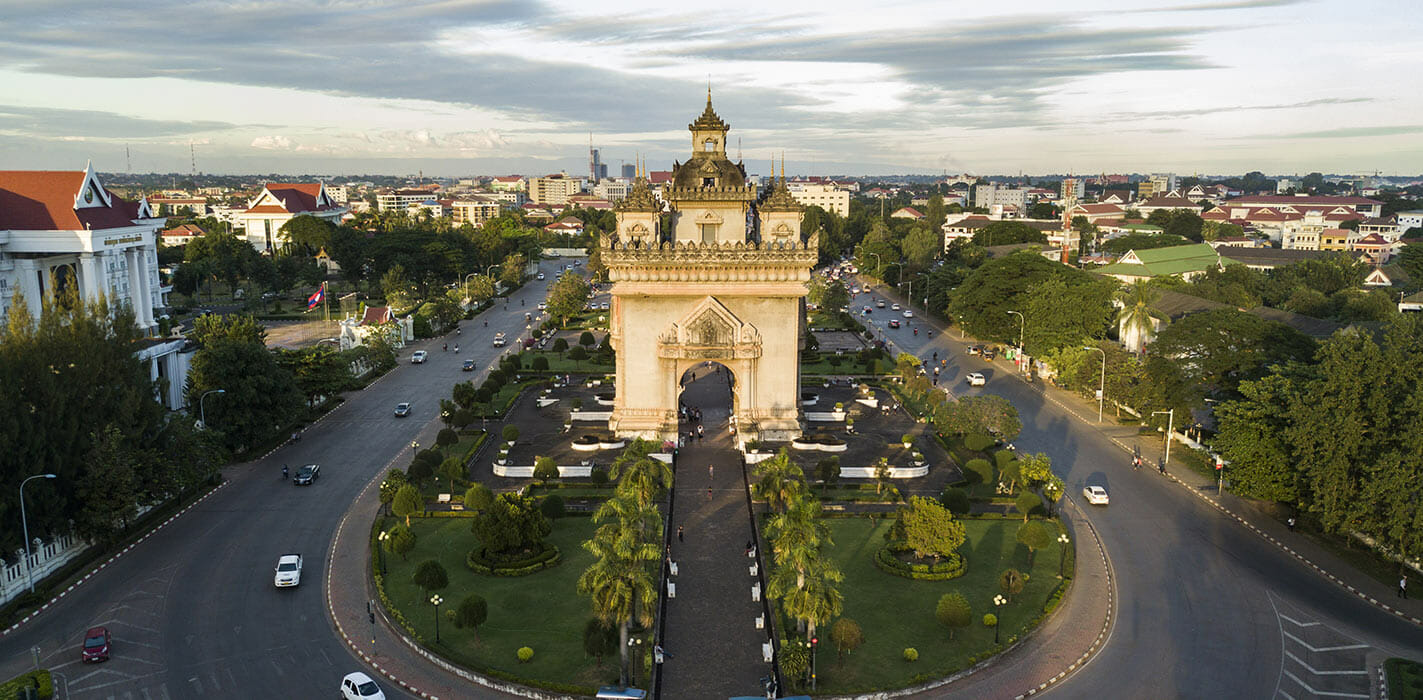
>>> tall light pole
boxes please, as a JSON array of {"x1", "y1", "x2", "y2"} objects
[
  {"x1": 1007, "y1": 311, "x2": 1025, "y2": 374},
  {"x1": 1057, "y1": 533, "x2": 1070, "y2": 578},
  {"x1": 377, "y1": 530, "x2": 389, "y2": 575},
  {"x1": 463, "y1": 272, "x2": 479, "y2": 301},
  {"x1": 1151, "y1": 409, "x2": 1175, "y2": 467},
  {"x1": 198, "y1": 389, "x2": 226, "y2": 429},
  {"x1": 992, "y1": 594, "x2": 1006, "y2": 644},
  {"x1": 1083, "y1": 346, "x2": 1106, "y2": 423},
  {"x1": 430, "y1": 594, "x2": 443, "y2": 643},
  {"x1": 19, "y1": 474, "x2": 57, "y2": 593}
]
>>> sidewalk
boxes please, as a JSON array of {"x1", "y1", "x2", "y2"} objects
[
  {"x1": 871, "y1": 278, "x2": 1423, "y2": 628},
  {"x1": 658, "y1": 367, "x2": 774, "y2": 698}
]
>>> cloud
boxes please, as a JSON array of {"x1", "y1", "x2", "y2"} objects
[
  {"x1": 250, "y1": 135, "x2": 293, "y2": 150},
  {"x1": 1101, "y1": 97, "x2": 1376, "y2": 121},
  {"x1": 1264, "y1": 125, "x2": 1423, "y2": 139},
  {"x1": 1138, "y1": 0, "x2": 1304, "y2": 12},
  {"x1": 0, "y1": 104, "x2": 235, "y2": 139}
]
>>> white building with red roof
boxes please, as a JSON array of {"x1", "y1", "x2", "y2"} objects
[
  {"x1": 891, "y1": 206, "x2": 924, "y2": 220},
  {"x1": 0, "y1": 163, "x2": 196, "y2": 410},
  {"x1": 1224, "y1": 194, "x2": 1383, "y2": 218},
  {"x1": 236, "y1": 182, "x2": 346, "y2": 253}
]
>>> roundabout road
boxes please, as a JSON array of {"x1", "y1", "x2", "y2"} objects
[
  {"x1": 853, "y1": 280, "x2": 1423, "y2": 699},
  {"x1": 0, "y1": 260, "x2": 576, "y2": 699}
]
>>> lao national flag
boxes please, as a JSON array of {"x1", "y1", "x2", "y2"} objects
[{"x1": 306, "y1": 282, "x2": 325, "y2": 310}]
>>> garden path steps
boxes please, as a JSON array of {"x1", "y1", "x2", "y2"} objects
[{"x1": 659, "y1": 365, "x2": 773, "y2": 699}]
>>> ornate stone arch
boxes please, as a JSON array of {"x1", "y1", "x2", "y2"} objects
[{"x1": 657, "y1": 296, "x2": 761, "y2": 360}]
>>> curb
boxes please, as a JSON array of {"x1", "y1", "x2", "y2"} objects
[{"x1": 1, "y1": 480, "x2": 229, "y2": 637}]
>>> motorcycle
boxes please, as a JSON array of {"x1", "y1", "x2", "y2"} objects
[
  {"x1": 443, "y1": 343, "x2": 448, "y2": 352},
  {"x1": 282, "y1": 465, "x2": 289, "y2": 479},
  {"x1": 454, "y1": 345, "x2": 460, "y2": 353}
]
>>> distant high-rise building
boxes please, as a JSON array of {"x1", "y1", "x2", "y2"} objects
[
  {"x1": 589, "y1": 146, "x2": 607, "y2": 183},
  {"x1": 530, "y1": 173, "x2": 581, "y2": 205},
  {"x1": 621, "y1": 163, "x2": 636, "y2": 178}
]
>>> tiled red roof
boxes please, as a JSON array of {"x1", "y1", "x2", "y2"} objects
[
  {"x1": 1228, "y1": 195, "x2": 1381, "y2": 207},
  {"x1": 492, "y1": 176, "x2": 523, "y2": 182},
  {"x1": 252, "y1": 183, "x2": 334, "y2": 214},
  {"x1": 0, "y1": 170, "x2": 147, "y2": 231},
  {"x1": 1354, "y1": 233, "x2": 1389, "y2": 246},
  {"x1": 361, "y1": 306, "x2": 393, "y2": 325}
]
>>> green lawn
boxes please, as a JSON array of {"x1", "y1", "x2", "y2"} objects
[
  {"x1": 520, "y1": 350, "x2": 614, "y2": 374},
  {"x1": 800, "y1": 357, "x2": 887, "y2": 375},
  {"x1": 378, "y1": 515, "x2": 619, "y2": 692},
  {"x1": 1386, "y1": 657, "x2": 1423, "y2": 700},
  {"x1": 792, "y1": 517, "x2": 1069, "y2": 694}
]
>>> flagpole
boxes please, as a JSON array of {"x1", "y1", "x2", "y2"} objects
[{"x1": 323, "y1": 282, "x2": 330, "y2": 326}]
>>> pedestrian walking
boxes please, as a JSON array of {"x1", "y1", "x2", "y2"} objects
[
  {"x1": 677, "y1": 525, "x2": 684, "y2": 543},
  {"x1": 697, "y1": 424, "x2": 705, "y2": 440},
  {"x1": 1400, "y1": 576, "x2": 1408, "y2": 599},
  {"x1": 1287, "y1": 517, "x2": 1296, "y2": 532},
  {"x1": 708, "y1": 464, "x2": 714, "y2": 479},
  {"x1": 707, "y1": 486, "x2": 712, "y2": 501}
]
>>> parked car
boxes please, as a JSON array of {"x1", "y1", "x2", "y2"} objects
[
  {"x1": 888, "y1": 319, "x2": 901, "y2": 329},
  {"x1": 983, "y1": 348, "x2": 997, "y2": 361},
  {"x1": 492, "y1": 333, "x2": 507, "y2": 347},
  {"x1": 341, "y1": 671, "x2": 387, "y2": 700},
  {"x1": 536, "y1": 272, "x2": 545, "y2": 280},
  {"x1": 394, "y1": 402, "x2": 411, "y2": 417},
  {"x1": 411, "y1": 350, "x2": 427, "y2": 364},
  {"x1": 462, "y1": 359, "x2": 475, "y2": 371},
  {"x1": 537, "y1": 302, "x2": 547, "y2": 310},
  {"x1": 293, "y1": 464, "x2": 320, "y2": 485},
  {"x1": 274, "y1": 554, "x2": 303, "y2": 587},
  {"x1": 1083, "y1": 486, "x2": 1110, "y2": 505},
  {"x1": 968, "y1": 345, "x2": 983, "y2": 356},
  {"x1": 81, "y1": 626, "x2": 111, "y2": 663},
  {"x1": 966, "y1": 372, "x2": 986, "y2": 387}
]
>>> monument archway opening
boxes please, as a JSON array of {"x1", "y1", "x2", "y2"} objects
[{"x1": 678, "y1": 362, "x2": 737, "y2": 440}]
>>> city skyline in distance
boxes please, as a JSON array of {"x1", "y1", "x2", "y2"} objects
[{"x1": 1, "y1": 0, "x2": 1419, "y2": 177}]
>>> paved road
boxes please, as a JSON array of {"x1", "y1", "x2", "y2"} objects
[
  {"x1": 853, "y1": 280, "x2": 1423, "y2": 698},
  {"x1": 0, "y1": 259, "x2": 576, "y2": 699}
]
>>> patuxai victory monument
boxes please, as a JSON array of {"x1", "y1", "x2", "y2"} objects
[{"x1": 602, "y1": 95, "x2": 818, "y2": 442}]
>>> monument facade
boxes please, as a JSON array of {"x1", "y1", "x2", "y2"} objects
[{"x1": 602, "y1": 95, "x2": 818, "y2": 441}]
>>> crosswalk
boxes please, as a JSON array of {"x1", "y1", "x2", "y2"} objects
[{"x1": 1271, "y1": 597, "x2": 1373, "y2": 699}]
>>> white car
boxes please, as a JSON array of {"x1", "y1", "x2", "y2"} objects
[
  {"x1": 1083, "y1": 486, "x2": 1110, "y2": 506},
  {"x1": 903, "y1": 310, "x2": 914, "y2": 318},
  {"x1": 537, "y1": 302, "x2": 547, "y2": 310},
  {"x1": 411, "y1": 350, "x2": 427, "y2": 364},
  {"x1": 876, "y1": 300, "x2": 886, "y2": 308},
  {"x1": 966, "y1": 372, "x2": 986, "y2": 387},
  {"x1": 341, "y1": 672, "x2": 386, "y2": 700},
  {"x1": 492, "y1": 333, "x2": 507, "y2": 347},
  {"x1": 891, "y1": 303, "x2": 901, "y2": 311},
  {"x1": 536, "y1": 272, "x2": 545, "y2": 280},
  {"x1": 274, "y1": 554, "x2": 302, "y2": 587}
]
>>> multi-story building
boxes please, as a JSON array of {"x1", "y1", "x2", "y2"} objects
[
  {"x1": 528, "y1": 173, "x2": 582, "y2": 206},
  {"x1": 1396, "y1": 210, "x2": 1423, "y2": 234},
  {"x1": 452, "y1": 196, "x2": 502, "y2": 228},
  {"x1": 593, "y1": 180, "x2": 630, "y2": 202},
  {"x1": 488, "y1": 176, "x2": 526, "y2": 192},
  {"x1": 1060, "y1": 178, "x2": 1083, "y2": 201},
  {"x1": 0, "y1": 164, "x2": 193, "y2": 410},
  {"x1": 149, "y1": 197, "x2": 208, "y2": 216},
  {"x1": 376, "y1": 189, "x2": 435, "y2": 212},
  {"x1": 1225, "y1": 194, "x2": 1383, "y2": 218},
  {"x1": 786, "y1": 182, "x2": 850, "y2": 216},
  {"x1": 973, "y1": 184, "x2": 1027, "y2": 214},
  {"x1": 483, "y1": 190, "x2": 527, "y2": 207},
  {"x1": 621, "y1": 164, "x2": 636, "y2": 179},
  {"x1": 237, "y1": 183, "x2": 346, "y2": 253},
  {"x1": 324, "y1": 185, "x2": 348, "y2": 204}
]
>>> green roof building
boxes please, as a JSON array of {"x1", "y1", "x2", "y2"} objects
[{"x1": 1095, "y1": 243, "x2": 1235, "y2": 283}]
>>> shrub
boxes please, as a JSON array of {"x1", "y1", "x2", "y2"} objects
[
  {"x1": 874, "y1": 543, "x2": 967, "y2": 580},
  {"x1": 994, "y1": 449, "x2": 1017, "y2": 470},
  {"x1": 533, "y1": 456, "x2": 560, "y2": 480},
  {"x1": 964, "y1": 433, "x2": 994, "y2": 452},
  {"x1": 437, "y1": 428, "x2": 458, "y2": 448},
  {"x1": 571, "y1": 398, "x2": 584, "y2": 410},
  {"x1": 502, "y1": 425, "x2": 520, "y2": 443},
  {"x1": 901, "y1": 433, "x2": 915, "y2": 445},
  {"x1": 579, "y1": 330, "x2": 595, "y2": 346},
  {"x1": 467, "y1": 543, "x2": 561, "y2": 576},
  {"x1": 940, "y1": 487, "x2": 971, "y2": 515},
  {"x1": 392, "y1": 484, "x2": 424, "y2": 526},
  {"x1": 454, "y1": 594, "x2": 488, "y2": 632},
  {"x1": 590, "y1": 468, "x2": 609, "y2": 486},
  {"x1": 412, "y1": 559, "x2": 449, "y2": 594},
  {"x1": 903, "y1": 647, "x2": 919, "y2": 662},
  {"x1": 464, "y1": 483, "x2": 494, "y2": 512},
  {"x1": 1015, "y1": 491, "x2": 1041, "y2": 520},
  {"x1": 531, "y1": 355, "x2": 550, "y2": 371},
  {"x1": 936, "y1": 592, "x2": 971, "y2": 639},
  {"x1": 517, "y1": 646, "x2": 534, "y2": 663},
  {"x1": 383, "y1": 523, "x2": 416, "y2": 561},
  {"x1": 567, "y1": 346, "x2": 589, "y2": 364},
  {"x1": 983, "y1": 613, "x2": 998, "y2": 628},
  {"x1": 540, "y1": 494, "x2": 565, "y2": 519},
  {"x1": 963, "y1": 459, "x2": 993, "y2": 485},
  {"x1": 553, "y1": 338, "x2": 569, "y2": 352}
]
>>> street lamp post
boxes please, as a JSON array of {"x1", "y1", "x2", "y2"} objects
[
  {"x1": 992, "y1": 594, "x2": 1006, "y2": 644},
  {"x1": 627, "y1": 636, "x2": 644, "y2": 688},
  {"x1": 1151, "y1": 409, "x2": 1175, "y2": 467},
  {"x1": 463, "y1": 272, "x2": 479, "y2": 301},
  {"x1": 198, "y1": 388, "x2": 226, "y2": 429},
  {"x1": 430, "y1": 594, "x2": 443, "y2": 643},
  {"x1": 1057, "y1": 533, "x2": 1070, "y2": 578},
  {"x1": 19, "y1": 474, "x2": 57, "y2": 593},
  {"x1": 810, "y1": 634, "x2": 819, "y2": 691},
  {"x1": 377, "y1": 530, "x2": 389, "y2": 575},
  {"x1": 1083, "y1": 346, "x2": 1106, "y2": 423}
]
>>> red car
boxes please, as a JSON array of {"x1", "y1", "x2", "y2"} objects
[{"x1": 82, "y1": 626, "x2": 111, "y2": 662}]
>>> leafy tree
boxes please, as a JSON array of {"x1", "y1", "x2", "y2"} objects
[
  {"x1": 948, "y1": 251, "x2": 1092, "y2": 342},
  {"x1": 412, "y1": 559, "x2": 449, "y2": 595},
  {"x1": 463, "y1": 482, "x2": 494, "y2": 512},
  {"x1": 821, "y1": 278, "x2": 849, "y2": 314},
  {"x1": 583, "y1": 618, "x2": 618, "y2": 666},
  {"x1": 463, "y1": 274, "x2": 496, "y2": 303},
  {"x1": 999, "y1": 568, "x2": 1027, "y2": 600},
  {"x1": 902, "y1": 224, "x2": 939, "y2": 268},
  {"x1": 472, "y1": 492, "x2": 551, "y2": 555},
  {"x1": 1147, "y1": 308, "x2": 1315, "y2": 395},
  {"x1": 1015, "y1": 491, "x2": 1041, "y2": 521},
  {"x1": 381, "y1": 264, "x2": 415, "y2": 308},
  {"x1": 437, "y1": 428, "x2": 459, "y2": 449},
  {"x1": 279, "y1": 214, "x2": 335, "y2": 254},
  {"x1": 383, "y1": 524, "x2": 416, "y2": 561},
  {"x1": 767, "y1": 553, "x2": 843, "y2": 646},
  {"x1": 454, "y1": 594, "x2": 488, "y2": 638},
  {"x1": 1016, "y1": 453, "x2": 1053, "y2": 491},
  {"x1": 185, "y1": 314, "x2": 304, "y2": 452},
  {"x1": 941, "y1": 395, "x2": 1021, "y2": 440},
  {"x1": 972, "y1": 221, "x2": 1048, "y2": 247},
  {"x1": 392, "y1": 483, "x2": 423, "y2": 526},
  {"x1": 940, "y1": 486, "x2": 971, "y2": 515},
  {"x1": 816, "y1": 456, "x2": 841, "y2": 495},
  {"x1": 935, "y1": 592, "x2": 971, "y2": 639},
  {"x1": 552, "y1": 337, "x2": 569, "y2": 353},
  {"x1": 1016, "y1": 521, "x2": 1051, "y2": 566},
  {"x1": 608, "y1": 439, "x2": 673, "y2": 508},
  {"x1": 830, "y1": 617, "x2": 864, "y2": 663},
  {"x1": 896, "y1": 496, "x2": 966, "y2": 562},
  {"x1": 567, "y1": 345, "x2": 589, "y2": 367},
  {"x1": 74, "y1": 425, "x2": 141, "y2": 544},
  {"x1": 438, "y1": 457, "x2": 464, "y2": 487},
  {"x1": 533, "y1": 455, "x2": 560, "y2": 480},
  {"x1": 500, "y1": 252, "x2": 527, "y2": 288},
  {"x1": 1021, "y1": 276, "x2": 1115, "y2": 355},
  {"x1": 1116, "y1": 280, "x2": 1166, "y2": 351}
]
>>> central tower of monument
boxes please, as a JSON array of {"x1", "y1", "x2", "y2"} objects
[{"x1": 602, "y1": 94, "x2": 817, "y2": 442}]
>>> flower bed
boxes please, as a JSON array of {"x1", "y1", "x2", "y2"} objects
[
  {"x1": 874, "y1": 541, "x2": 967, "y2": 581},
  {"x1": 467, "y1": 542, "x2": 561, "y2": 576}
]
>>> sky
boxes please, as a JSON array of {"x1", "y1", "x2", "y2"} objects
[{"x1": 0, "y1": 0, "x2": 1418, "y2": 178}]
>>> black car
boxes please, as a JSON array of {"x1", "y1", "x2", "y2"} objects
[
  {"x1": 888, "y1": 319, "x2": 901, "y2": 329},
  {"x1": 462, "y1": 359, "x2": 476, "y2": 372},
  {"x1": 293, "y1": 464, "x2": 320, "y2": 485}
]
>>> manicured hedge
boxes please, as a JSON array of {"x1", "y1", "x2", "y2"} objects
[
  {"x1": 0, "y1": 670, "x2": 52, "y2": 700},
  {"x1": 874, "y1": 542, "x2": 967, "y2": 580},
  {"x1": 466, "y1": 543, "x2": 561, "y2": 576}
]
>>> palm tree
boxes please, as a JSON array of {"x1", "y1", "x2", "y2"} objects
[
  {"x1": 765, "y1": 497, "x2": 831, "y2": 587},
  {"x1": 768, "y1": 555, "x2": 844, "y2": 640},
  {"x1": 579, "y1": 493, "x2": 661, "y2": 686},
  {"x1": 608, "y1": 439, "x2": 673, "y2": 509},
  {"x1": 1115, "y1": 280, "x2": 1165, "y2": 353},
  {"x1": 752, "y1": 449, "x2": 806, "y2": 513}
]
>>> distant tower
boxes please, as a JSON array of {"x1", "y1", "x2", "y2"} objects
[{"x1": 1060, "y1": 174, "x2": 1078, "y2": 264}]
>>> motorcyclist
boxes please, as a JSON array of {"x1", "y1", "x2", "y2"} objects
[
  {"x1": 443, "y1": 343, "x2": 448, "y2": 351},
  {"x1": 454, "y1": 344, "x2": 460, "y2": 353},
  {"x1": 282, "y1": 464, "x2": 289, "y2": 479}
]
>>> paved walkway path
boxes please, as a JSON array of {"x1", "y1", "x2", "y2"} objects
[{"x1": 659, "y1": 365, "x2": 774, "y2": 699}]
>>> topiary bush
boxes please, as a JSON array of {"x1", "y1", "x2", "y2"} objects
[
  {"x1": 553, "y1": 338, "x2": 569, "y2": 353},
  {"x1": 940, "y1": 487, "x2": 971, "y2": 515},
  {"x1": 965, "y1": 433, "x2": 994, "y2": 452},
  {"x1": 533, "y1": 456, "x2": 559, "y2": 480},
  {"x1": 963, "y1": 458, "x2": 993, "y2": 485},
  {"x1": 903, "y1": 647, "x2": 919, "y2": 662},
  {"x1": 874, "y1": 542, "x2": 967, "y2": 580},
  {"x1": 590, "y1": 468, "x2": 609, "y2": 486},
  {"x1": 437, "y1": 428, "x2": 458, "y2": 448},
  {"x1": 579, "y1": 330, "x2": 595, "y2": 346},
  {"x1": 517, "y1": 646, "x2": 534, "y2": 663},
  {"x1": 994, "y1": 449, "x2": 1017, "y2": 470},
  {"x1": 531, "y1": 355, "x2": 550, "y2": 371},
  {"x1": 540, "y1": 494, "x2": 565, "y2": 519},
  {"x1": 502, "y1": 425, "x2": 520, "y2": 443}
]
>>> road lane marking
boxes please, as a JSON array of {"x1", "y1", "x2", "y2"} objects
[
  {"x1": 1280, "y1": 671, "x2": 1369, "y2": 698},
  {"x1": 1278, "y1": 614, "x2": 1321, "y2": 628},
  {"x1": 1283, "y1": 651, "x2": 1368, "y2": 675}
]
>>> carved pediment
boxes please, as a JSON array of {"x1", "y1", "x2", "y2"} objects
[
  {"x1": 657, "y1": 296, "x2": 762, "y2": 359},
  {"x1": 696, "y1": 210, "x2": 724, "y2": 224}
]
